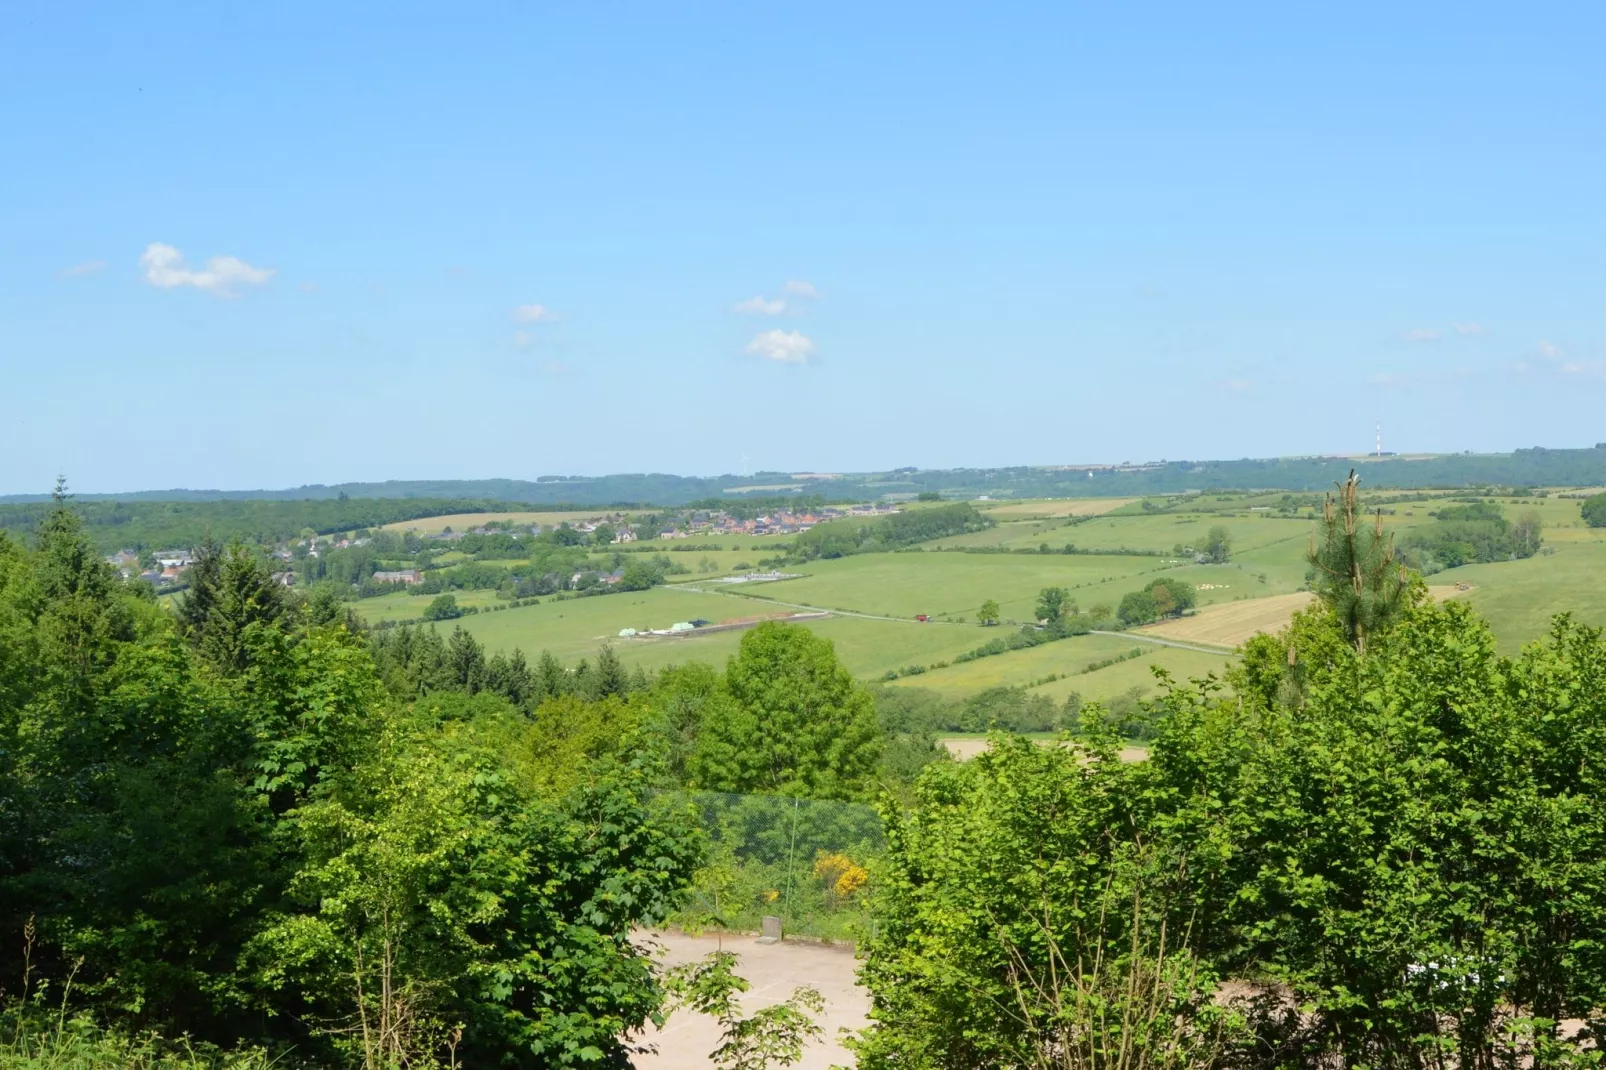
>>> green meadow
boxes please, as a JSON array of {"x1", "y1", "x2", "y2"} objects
[
  {"x1": 348, "y1": 491, "x2": 1606, "y2": 696},
  {"x1": 764, "y1": 552, "x2": 1165, "y2": 621},
  {"x1": 1439, "y1": 538, "x2": 1606, "y2": 653},
  {"x1": 368, "y1": 584, "x2": 990, "y2": 678}
]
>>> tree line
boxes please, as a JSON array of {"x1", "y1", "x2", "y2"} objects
[{"x1": 789, "y1": 502, "x2": 993, "y2": 561}]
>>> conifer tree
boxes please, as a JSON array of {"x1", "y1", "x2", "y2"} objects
[{"x1": 1308, "y1": 469, "x2": 1408, "y2": 653}]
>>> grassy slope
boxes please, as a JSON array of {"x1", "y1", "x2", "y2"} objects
[
  {"x1": 1444, "y1": 539, "x2": 1606, "y2": 653},
  {"x1": 393, "y1": 585, "x2": 990, "y2": 678},
  {"x1": 1029, "y1": 644, "x2": 1236, "y2": 703},
  {"x1": 887, "y1": 632, "x2": 1145, "y2": 695},
  {"x1": 768, "y1": 552, "x2": 1166, "y2": 621},
  {"x1": 349, "y1": 494, "x2": 1601, "y2": 688}
]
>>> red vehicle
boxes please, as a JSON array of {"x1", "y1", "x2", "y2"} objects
[{"x1": 915, "y1": 614, "x2": 929, "y2": 622}]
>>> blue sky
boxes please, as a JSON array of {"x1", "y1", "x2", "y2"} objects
[{"x1": 4, "y1": 2, "x2": 1604, "y2": 494}]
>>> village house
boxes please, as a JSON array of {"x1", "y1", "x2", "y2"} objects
[
  {"x1": 270, "y1": 571, "x2": 297, "y2": 587},
  {"x1": 154, "y1": 549, "x2": 195, "y2": 569},
  {"x1": 372, "y1": 569, "x2": 423, "y2": 585}
]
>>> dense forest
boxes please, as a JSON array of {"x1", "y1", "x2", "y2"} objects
[{"x1": 0, "y1": 496, "x2": 534, "y2": 553}]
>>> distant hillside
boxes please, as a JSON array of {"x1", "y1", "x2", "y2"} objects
[
  {"x1": 0, "y1": 498, "x2": 535, "y2": 553},
  {"x1": 6, "y1": 446, "x2": 1606, "y2": 527}
]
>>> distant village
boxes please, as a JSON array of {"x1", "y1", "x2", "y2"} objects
[{"x1": 103, "y1": 502, "x2": 902, "y2": 590}]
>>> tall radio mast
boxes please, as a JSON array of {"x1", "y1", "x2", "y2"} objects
[{"x1": 1376, "y1": 421, "x2": 1382, "y2": 458}]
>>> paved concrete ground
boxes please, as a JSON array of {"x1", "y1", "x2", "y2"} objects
[{"x1": 633, "y1": 930, "x2": 868, "y2": 1069}]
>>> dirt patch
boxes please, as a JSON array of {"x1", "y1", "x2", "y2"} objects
[
  {"x1": 940, "y1": 738, "x2": 1147, "y2": 762},
  {"x1": 633, "y1": 929, "x2": 867, "y2": 1069},
  {"x1": 983, "y1": 498, "x2": 1137, "y2": 519}
]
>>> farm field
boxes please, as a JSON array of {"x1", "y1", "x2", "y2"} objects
[
  {"x1": 423, "y1": 586, "x2": 991, "y2": 678},
  {"x1": 1441, "y1": 539, "x2": 1606, "y2": 653},
  {"x1": 1140, "y1": 593, "x2": 1315, "y2": 648},
  {"x1": 977, "y1": 497, "x2": 1138, "y2": 520},
  {"x1": 1027, "y1": 643, "x2": 1237, "y2": 704},
  {"x1": 379, "y1": 510, "x2": 638, "y2": 534},
  {"x1": 887, "y1": 631, "x2": 1155, "y2": 696},
  {"x1": 766, "y1": 552, "x2": 1169, "y2": 621},
  {"x1": 358, "y1": 587, "x2": 507, "y2": 623},
  {"x1": 353, "y1": 490, "x2": 1606, "y2": 694}
]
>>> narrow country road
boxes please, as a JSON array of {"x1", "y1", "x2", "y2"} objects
[{"x1": 668, "y1": 581, "x2": 962, "y2": 625}]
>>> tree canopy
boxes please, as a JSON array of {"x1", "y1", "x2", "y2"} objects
[{"x1": 689, "y1": 622, "x2": 881, "y2": 800}]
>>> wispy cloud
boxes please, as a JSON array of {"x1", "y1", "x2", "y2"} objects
[
  {"x1": 542, "y1": 360, "x2": 571, "y2": 375},
  {"x1": 1515, "y1": 340, "x2": 1606, "y2": 379},
  {"x1": 783, "y1": 279, "x2": 820, "y2": 298},
  {"x1": 141, "y1": 242, "x2": 274, "y2": 297},
  {"x1": 297, "y1": 282, "x2": 318, "y2": 294},
  {"x1": 1559, "y1": 360, "x2": 1606, "y2": 379},
  {"x1": 514, "y1": 330, "x2": 533, "y2": 347},
  {"x1": 733, "y1": 295, "x2": 787, "y2": 315},
  {"x1": 1370, "y1": 371, "x2": 1408, "y2": 386},
  {"x1": 1403, "y1": 328, "x2": 1442, "y2": 342},
  {"x1": 60, "y1": 259, "x2": 106, "y2": 278},
  {"x1": 1214, "y1": 378, "x2": 1254, "y2": 393},
  {"x1": 746, "y1": 329, "x2": 816, "y2": 365},
  {"x1": 1453, "y1": 322, "x2": 1487, "y2": 336},
  {"x1": 512, "y1": 303, "x2": 556, "y2": 323}
]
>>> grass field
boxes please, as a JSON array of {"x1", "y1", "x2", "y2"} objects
[
  {"x1": 379, "y1": 511, "x2": 639, "y2": 534},
  {"x1": 1028, "y1": 643, "x2": 1236, "y2": 703},
  {"x1": 887, "y1": 632, "x2": 1150, "y2": 696},
  {"x1": 411, "y1": 586, "x2": 990, "y2": 678},
  {"x1": 358, "y1": 587, "x2": 508, "y2": 623},
  {"x1": 978, "y1": 497, "x2": 1138, "y2": 519},
  {"x1": 345, "y1": 493, "x2": 1606, "y2": 694},
  {"x1": 765, "y1": 552, "x2": 1168, "y2": 621},
  {"x1": 1440, "y1": 540, "x2": 1606, "y2": 653}
]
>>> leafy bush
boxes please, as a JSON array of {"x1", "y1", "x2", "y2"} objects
[
  {"x1": 1119, "y1": 577, "x2": 1196, "y2": 625},
  {"x1": 422, "y1": 592, "x2": 461, "y2": 620}
]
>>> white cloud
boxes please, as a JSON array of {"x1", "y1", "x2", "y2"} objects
[
  {"x1": 1453, "y1": 322, "x2": 1487, "y2": 336},
  {"x1": 514, "y1": 330, "x2": 532, "y2": 347},
  {"x1": 140, "y1": 242, "x2": 274, "y2": 296},
  {"x1": 1214, "y1": 378, "x2": 1254, "y2": 393},
  {"x1": 1538, "y1": 340, "x2": 1563, "y2": 360},
  {"x1": 733, "y1": 295, "x2": 787, "y2": 315},
  {"x1": 512, "y1": 303, "x2": 556, "y2": 323},
  {"x1": 1370, "y1": 371, "x2": 1408, "y2": 386},
  {"x1": 746, "y1": 329, "x2": 816, "y2": 365},
  {"x1": 60, "y1": 259, "x2": 106, "y2": 277},
  {"x1": 1560, "y1": 359, "x2": 1606, "y2": 379},
  {"x1": 1403, "y1": 328, "x2": 1442, "y2": 342},
  {"x1": 297, "y1": 282, "x2": 318, "y2": 293},
  {"x1": 542, "y1": 360, "x2": 571, "y2": 375},
  {"x1": 783, "y1": 279, "x2": 820, "y2": 298}
]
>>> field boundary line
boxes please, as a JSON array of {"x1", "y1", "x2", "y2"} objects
[
  {"x1": 667, "y1": 582, "x2": 959, "y2": 625},
  {"x1": 1088, "y1": 629, "x2": 1238, "y2": 657}
]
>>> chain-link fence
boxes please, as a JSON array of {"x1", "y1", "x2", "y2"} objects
[{"x1": 660, "y1": 790, "x2": 884, "y2": 942}]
